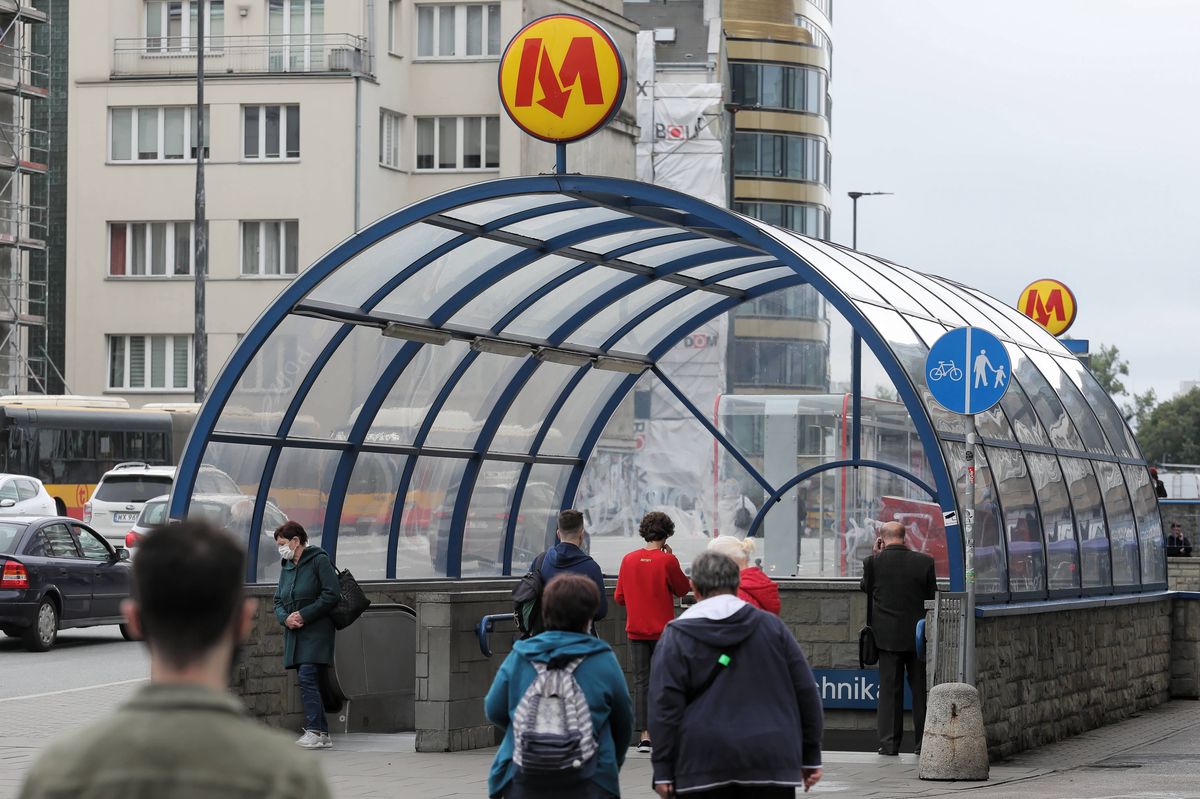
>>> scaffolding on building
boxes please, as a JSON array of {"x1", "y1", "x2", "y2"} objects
[{"x1": 0, "y1": 0, "x2": 50, "y2": 393}]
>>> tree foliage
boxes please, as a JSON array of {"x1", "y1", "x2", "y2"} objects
[
  {"x1": 1136, "y1": 388, "x2": 1200, "y2": 464},
  {"x1": 1089, "y1": 344, "x2": 1128, "y2": 397}
]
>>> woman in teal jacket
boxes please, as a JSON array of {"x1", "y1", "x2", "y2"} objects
[
  {"x1": 273, "y1": 521, "x2": 339, "y2": 750},
  {"x1": 486, "y1": 573, "x2": 633, "y2": 798}
]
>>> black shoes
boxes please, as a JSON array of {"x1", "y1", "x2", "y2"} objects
[{"x1": 877, "y1": 747, "x2": 898, "y2": 756}]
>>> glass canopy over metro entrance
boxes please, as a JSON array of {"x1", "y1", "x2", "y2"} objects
[{"x1": 169, "y1": 175, "x2": 1165, "y2": 604}]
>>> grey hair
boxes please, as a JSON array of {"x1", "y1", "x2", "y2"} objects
[{"x1": 690, "y1": 551, "x2": 741, "y2": 597}]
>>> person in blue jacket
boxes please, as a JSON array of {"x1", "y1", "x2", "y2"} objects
[
  {"x1": 537, "y1": 509, "x2": 607, "y2": 624},
  {"x1": 649, "y1": 551, "x2": 824, "y2": 796},
  {"x1": 486, "y1": 573, "x2": 633, "y2": 798}
]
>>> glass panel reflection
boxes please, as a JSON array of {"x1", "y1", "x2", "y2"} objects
[
  {"x1": 624, "y1": 239, "x2": 739, "y2": 268},
  {"x1": 1026, "y1": 453, "x2": 1079, "y2": 592},
  {"x1": 450, "y1": 255, "x2": 582, "y2": 332},
  {"x1": 191, "y1": 442, "x2": 275, "y2": 582},
  {"x1": 1007, "y1": 344, "x2": 1084, "y2": 451},
  {"x1": 1026, "y1": 349, "x2": 1110, "y2": 454},
  {"x1": 565, "y1": 281, "x2": 679, "y2": 349},
  {"x1": 259, "y1": 447, "x2": 339, "y2": 583},
  {"x1": 500, "y1": 207, "x2": 625, "y2": 240},
  {"x1": 984, "y1": 446, "x2": 1045, "y2": 597},
  {"x1": 426, "y1": 352, "x2": 527, "y2": 449},
  {"x1": 943, "y1": 440, "x2": 1007, "y2": 597},
  {"x1": 305, "y1": 223, "x2": 461, "y2": 307},
  {"x1": 1057, "y1": 355, "x2": 1137, "y2": 458},
  {"x1": 577, "y1": 228, "x2": 686, "y2": 255},
  {"x1": 403, "y1": 457, "x2": 468, "y2": 577},
  {"x1": 514, "y1": 464, "x2": 572, "y2": 573},
  {"x1": 294, "y1": 325, "x2": 409, "y2": 439},
  {"x1": 337, "y1": 452, "x2": 407, "y2": 580},
  {"x1": 1124, "y1": 464, "x2": 1166, "y2": 585},
  {"x1": 373, "y1": 237, "x2": 524, "y2": 320},
  {"x1": 461, "y1": 461, "x2": 523, "y2": 577},
  {"x1": 1095, "y1": 461, "x2": 1139, "y2": 587},
  {"x1": 536, "y1": 368, "x2": 630, "y2": 456},
  {"x1": 609, "y1": 292, "x2": 725, "y2": 355},
  {"x1": 493, "y1": 362, "x2": 579, "y2": 454},
  {"x1": 442, "y1": 193, "x2": 573, "y2": 226},
  {"x1": 1060, "y1": 457, "x2": 1111, "y2": 590},
  {"x1": 364, "y1": 340, "x2": 471, "y2": 446},
  {"x1": 215, "y1": 316, "x2": 342, "y2": 435},
  {"x1": 503, "y1": 266, "x2": 632, "y2": 341}
]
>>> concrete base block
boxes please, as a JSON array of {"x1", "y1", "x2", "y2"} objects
[{"x1": 918, "y1": 683, "x2": 989, "y2": 781}]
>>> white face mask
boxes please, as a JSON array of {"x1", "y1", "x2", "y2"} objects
[{"x1": 278, "y1": 542, "x2": 294, "y2": 560}]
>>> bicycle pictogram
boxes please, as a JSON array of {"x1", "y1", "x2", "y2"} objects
[{"x1": 928, "y1": 360, "x2": 963, "y2": 382}]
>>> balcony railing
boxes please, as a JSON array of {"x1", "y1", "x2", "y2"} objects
[{"x1": 112, "y1": 33, "x2": 372, "y2": 79}]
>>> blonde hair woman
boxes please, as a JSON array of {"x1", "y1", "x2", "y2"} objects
[{"x1": 707, "y1": 535, "x2": 781, "y2": 614}]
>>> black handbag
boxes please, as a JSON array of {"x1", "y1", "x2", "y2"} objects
[
  {"x1": 330, "y1": 567, "x2": 371, "y2": 630},
  {"x1": 859, "y1": 561, "x2": 879, "y2": 668}
]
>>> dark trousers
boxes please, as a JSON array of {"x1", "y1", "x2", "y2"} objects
[
  {"x1": 877, "y1": 648, "x2": 926, "y2": 753},
  {"x1": 502, "y1": 780, "x2": 615, "y2": 798},
  {"x1": 297, "y1": 664, "x2": 329, "y2": 733},
  {"x1": 685, "y1": 786, "x2": 796, "y2": 798},
  {"x1": 629, "y1": 638, "x2": 657, "y2": 733}
]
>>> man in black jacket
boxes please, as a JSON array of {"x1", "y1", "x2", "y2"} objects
[
  {"x1": 649, "y1": 551, "x2": 823, "y2": 797},
  {"x1": 1167, "y1": 523, "x2": 1193, "y2": 557},
  {"x1": 861, "y1": 521, "x2": 937, "y2": 757}
]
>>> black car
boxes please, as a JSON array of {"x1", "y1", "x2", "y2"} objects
[{"x1": 0, "y1": 516, "x2": 133, "y2": 651}]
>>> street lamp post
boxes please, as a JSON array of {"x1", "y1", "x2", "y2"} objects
[{"x1": 847, "y1": 191, "x2": 893, "y2": 250}]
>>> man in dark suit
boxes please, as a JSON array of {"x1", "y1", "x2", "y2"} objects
[{"x1": 861, "y1": 521, "x2": 937, "y2": 756}]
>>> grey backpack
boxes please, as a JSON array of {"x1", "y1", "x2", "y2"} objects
[{"x1": 511, "y1": 656, "x2": 598, "y2": 786}]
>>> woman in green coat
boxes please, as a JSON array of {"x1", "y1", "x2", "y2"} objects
[{"x1": 273, "y1": 521, "x2": 339, "y2": 750}]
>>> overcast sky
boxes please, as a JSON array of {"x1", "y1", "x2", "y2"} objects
[{"x1": 828, "y1": 1, "x2": 1200, "y2": 403}]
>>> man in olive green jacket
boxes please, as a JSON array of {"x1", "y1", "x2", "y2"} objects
[{"x1": 20, "y1": 520, "x2": 330, "y2": 799}]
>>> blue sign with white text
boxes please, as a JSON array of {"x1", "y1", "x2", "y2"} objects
[
  {"x1": 811, "y1": 668, "x2": 912, "y2": 710},
  {"x1": 924, "y1": 326, "x2": 1011, "y2": 415}
]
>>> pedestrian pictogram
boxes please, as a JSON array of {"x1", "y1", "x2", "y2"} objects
[
  {"x1": 925, "y1": 327, "x2": 1011, "y2": 415},
  {"x1": 1017, "y1": 278, "x2": 1077, "y2": 336},
  {"x1": 498, "y1": 15, "x2": 626, "y2": 144}
]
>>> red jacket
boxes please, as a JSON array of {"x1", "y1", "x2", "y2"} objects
[
  {"x1": 614, "y1": 548, "x2": 691, "y2": 640},
  {"x1": 738, "y1": 566, "x2": 781, "y2": 615}
]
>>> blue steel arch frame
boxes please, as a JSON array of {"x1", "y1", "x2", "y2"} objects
[{"x1": 171, "y1": 175, "x2": 967, "y2": 589}]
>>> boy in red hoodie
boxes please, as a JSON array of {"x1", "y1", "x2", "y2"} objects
[
  {"x1": 709, "y1": 535, "x2": 782, "y2": 614},
  {"x1": 614, "y1": 511, "x2": 691, "y2": 753}
]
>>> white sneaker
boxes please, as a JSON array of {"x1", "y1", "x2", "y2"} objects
[
  {"x1": 320, "y1": 732, "x2": 333, "y2": 749},
  {"x1": 295, "y1": 730, "x2": 324, "y2": 749}
]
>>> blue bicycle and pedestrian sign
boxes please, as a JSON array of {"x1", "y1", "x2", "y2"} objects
[{"x1": 924, "y1": 326, "x2": 1011, "y2": 415}]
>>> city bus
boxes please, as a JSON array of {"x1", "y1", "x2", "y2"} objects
[{"x1": 0, "y1": 397, "x2": 196, "y2": 517}]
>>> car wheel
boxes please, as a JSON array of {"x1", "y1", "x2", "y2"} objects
[
  {"x1": 119, "y1": 623, "x2": 137, "y2": 642},
  {"x1": 22, "y1": 600, "x2": 58, "y2": 652}
]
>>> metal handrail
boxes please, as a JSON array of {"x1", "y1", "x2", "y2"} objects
[
  {"x1": 476, "y1": 612, "x2": 517, "y2": 658},
  {"x1": 112, "y1": 33, "x2": 372, "y2": 78}
]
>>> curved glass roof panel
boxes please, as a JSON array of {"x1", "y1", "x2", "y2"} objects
[
  {"x1": 577, "y1": 228, "x2": 693, "y2": 255},
  {"x1": 363, "y1": 340, "x2": 472, "y2": 445},
  {"x1": 610, "y1": 291, "x2": 726, "y2": 355},
  {"x1": 503, "y1": 266, "x2": 634, "y2": 342},
  {"x1": 176, "y1": 175, "x2": 1159, "y2": 599},
  {"x1": 678, "y1": 256, "x2": 777, "y2": 281},
  {"x1": 373, "y1": 237, "x2": 525, "y2": 320},
  {"x1": 500, "y1": 206, "x2": 627, "y2": 240},
  {"x1": 214, "y1": 316, "x2": 343, "y2": 435},
  {"x1": 565, "y1": 280, "x2": 680, "y2": 349},
  {"x1": 441, "y1": 193, "x2": 573, "y2": 226},
  {"x1": 448, "y1": 254, "x2": 582, "y2": 332},
  {"x1": 306, "y1": 223, "x2": 461, "y2": 308}
]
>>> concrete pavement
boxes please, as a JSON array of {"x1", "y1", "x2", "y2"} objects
[{"x1": 2, "y1": 674, "x2": 1200, "y2": 797}]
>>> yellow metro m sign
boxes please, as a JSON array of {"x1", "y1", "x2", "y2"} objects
[
  {"x1": 498, "y1": 15, "x2": 626, "y2": 144},
  {"x1": 1018, "y1": 279, "x2": 1078, "y2": 337}
]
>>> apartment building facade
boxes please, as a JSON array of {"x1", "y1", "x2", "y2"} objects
[{"x1": 66, "y1": 0, "x2": 638, "y2": 405}]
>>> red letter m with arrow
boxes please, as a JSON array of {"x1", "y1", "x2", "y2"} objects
[{"x1": 514, "y1": 37, "x2": 604, "y2": 118}]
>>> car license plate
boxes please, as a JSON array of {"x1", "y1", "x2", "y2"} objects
[{"x1": 114, "y1": 512, "x2": 138, "y2": 523}]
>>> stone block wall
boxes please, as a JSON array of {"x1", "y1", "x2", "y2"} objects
[
  {"x1": 975, "y1": 598, "x2": 1173, "y2": 761},
  {"x1": 1168, "y1": 557, "x2": 1200, "y2": 591},
  {"x1": 1171, "y1": 599, "x2": 1200, "y2": 698}
]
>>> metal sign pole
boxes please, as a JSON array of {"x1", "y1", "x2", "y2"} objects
[{"x1": 962, "y1": 413, "x2": 977, "y2": 686}]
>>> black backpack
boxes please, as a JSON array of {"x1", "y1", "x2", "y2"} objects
[{"x1": 512, "y1": 552, "x2": 549, "y2": 638}]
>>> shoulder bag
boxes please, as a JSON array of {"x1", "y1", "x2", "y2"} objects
[{"x1": 330, "y1": 565, "x2": 371, "y2": 630}]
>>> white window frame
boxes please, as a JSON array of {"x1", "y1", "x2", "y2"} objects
[
  {"x1": 379, "y1": 109, "x2": 403, "y2": 170},
  {"x1": 108, "y1": 106, "x2": 209, "y2": 163},
  {"x1": 239, "y1": 220, "x2": 300, "y2": 276},
  {"x1": 414, "y1": 115, "x2": 499, "y2": 172},
  {"x1": 414, "y1": 3, "x2": 501, "y2": 60},
  {"x1": 388, "y1": 0, "x2": 400, "y2": 54},
  {"x1": 242, "y1": 104, "x2": 301, "y2": 160},
  {"x1": 107, "y1": 334, "x2": 194, "y2": 392},
  {"x1": 145, "y1": 0, "x2": 224, "y2": 53},
  {"x1": 268, "y1": 0, "x2": 325, "y2": 72},
  {"x1": 107, "y1": 221, "x2": 195, "y2": 277}
]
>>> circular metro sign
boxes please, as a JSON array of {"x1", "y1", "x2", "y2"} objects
[
  {"x1": 1017, "y1": 278, "x2": 1077, "y2": 337},
  {"x1": 498, "y1": 15, "x2": 626, "y2": 144}
]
